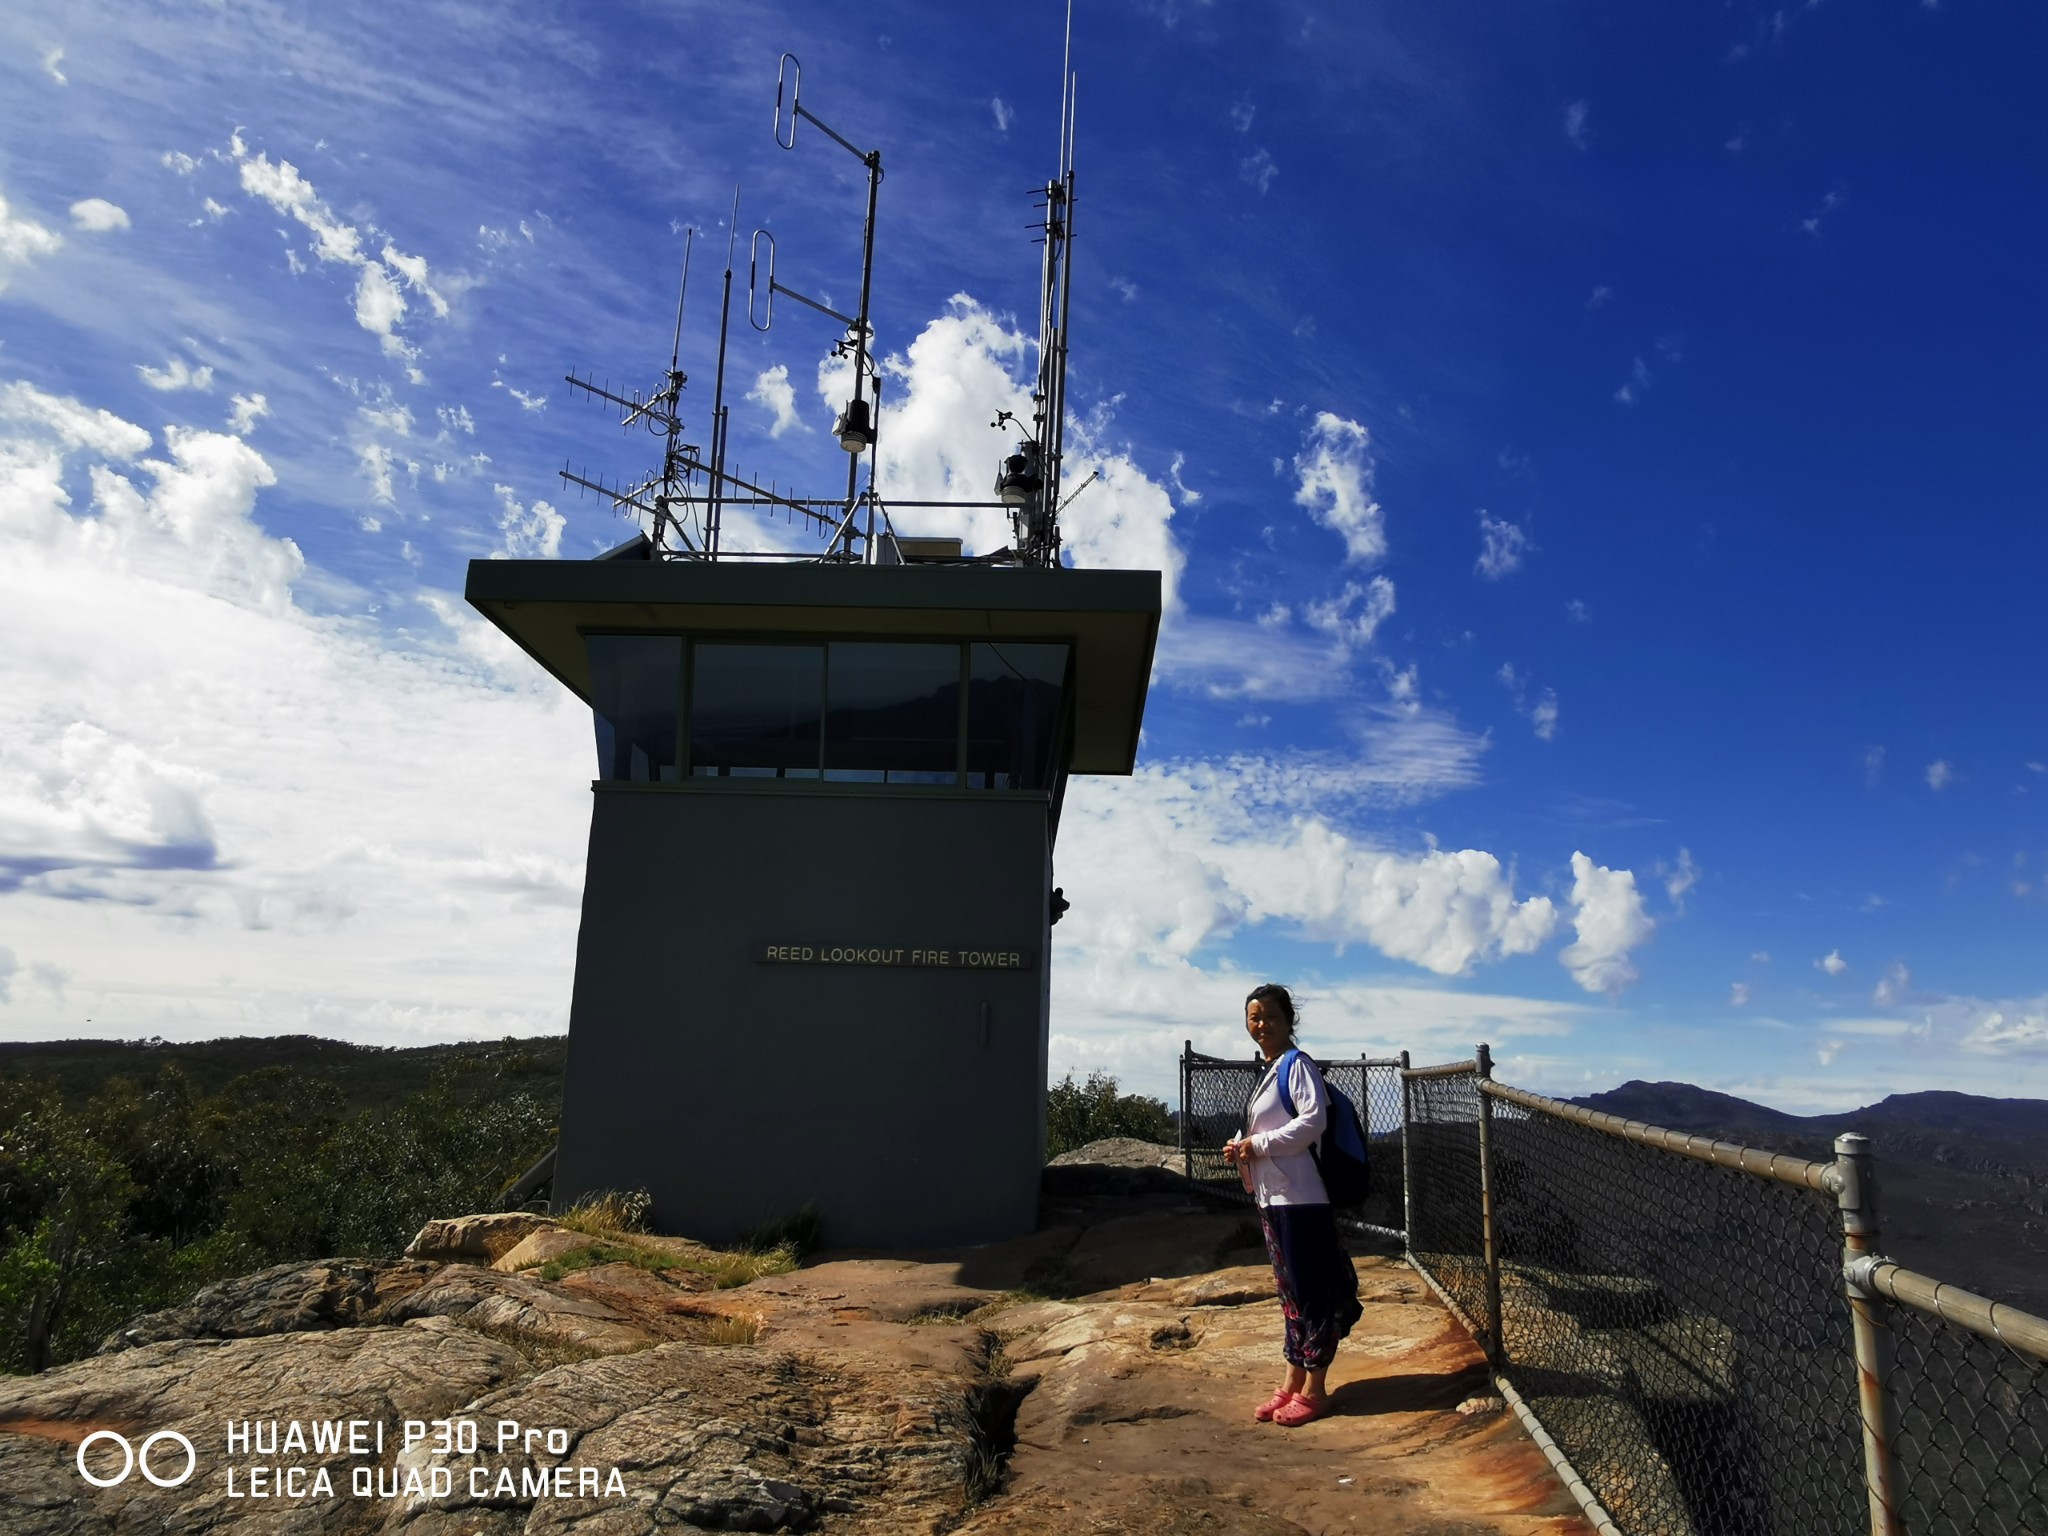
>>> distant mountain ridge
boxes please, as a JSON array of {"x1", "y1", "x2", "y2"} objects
[
  {"x1": 1570, "y1": 1079, "x2": 2048, "y2": 1315},
  {"x1": 0, "y1": 1033, "x2": 568, "y2": 1115},
  {"x1": 1572, "y1": 1079, "x2": 2048, "y2": 1147}
]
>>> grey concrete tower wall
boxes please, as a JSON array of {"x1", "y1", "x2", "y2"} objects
[{"x1": 554, "y1": 783, "x2": 1054, "y2": 1250}]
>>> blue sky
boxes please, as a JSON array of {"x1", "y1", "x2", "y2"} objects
[{"x1": 2, "y1": 0, "x2": 2044, "y2": 1112}]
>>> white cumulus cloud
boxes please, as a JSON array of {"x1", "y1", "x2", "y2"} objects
[
  {"x1": 746, "y1": 364, "x2": 806, "y2": 438},
  {"x1": 492, "y1": 483, "x2": 564, "y2": 560},
  {"x1": 1304, "y1": 577, "x2": 1396, "y2": 652},
  {"x1": 1559, "y1": 852, "x2": 1654, "y2": 995},
  {"x1": 227, "y1": 394, "x2": 270, "y2": 435},
  {"x1": 1293, "y1": 413, "x2": 1385, "y2": 567},
  {"x1": 1817, "y1": 949, "x2": 1848, "y2": 977},
  {"x1": 70, "y1": 198, "x2": 130, "y2": 232},
  {"x1": 0, "y1": 192, "x2": 63, "y2": 285},
  {"x1": 1925, "y1": 758, "x2": 1953, "y2": 790},
  {"x1": 354, "y1": 263, "x2": 412, "y2": 360},
  {"x1": 816, "y1": 297, "x2": 1184, "y2": 614},
  {"x1": 1057, "y1": 761, "x2": 1567, "y2": 982},
  {"x1": 138, "y1": 354, "x2": 214, "y2": 392}
]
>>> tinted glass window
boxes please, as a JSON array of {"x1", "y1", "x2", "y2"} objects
[
  {"x1": 690, "y1": 644, "x2": 824, "y2": 777},
  {"x1": 588, "y1": 635, "x2": 681, "y2": 782},
  {"x1": 967, "y1": 643, "x2": 1068, "y2": 790},
  {"x1": 824, "y1": 643, "x2": 962, "y2": 784}
]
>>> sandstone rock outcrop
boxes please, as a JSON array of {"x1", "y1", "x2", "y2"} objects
[
  {"x1": 1, "y1": 1141, "x2": 1590, "y2": 1535},
  {"x1": 405, "y1": 1213, "x2": 556, "y2": 1266}
]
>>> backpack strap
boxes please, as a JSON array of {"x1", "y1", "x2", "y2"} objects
[{"x1": 1272, "y1": 1048, "x2": 1301, "y2": 1119}]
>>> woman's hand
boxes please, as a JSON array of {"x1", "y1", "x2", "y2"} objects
[{"x1": 1223, "y1": 1135, "x2": 1252, "y2": 1165}]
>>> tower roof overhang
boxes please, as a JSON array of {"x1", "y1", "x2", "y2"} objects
[{"x1": 465, "y1": 559, "x2": 1162, "y2": 774}]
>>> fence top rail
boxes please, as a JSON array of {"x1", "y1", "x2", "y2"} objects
[
  {"x1": 1849, "y1": 1255, "x2": 2048, "y2": 1362},
  {"x1": 1402, "y1": 1058, "x2": 1479, "y2": 1080},
  {"x1": 1184, "y1": 1049, "x2": 1405, "y2": 1069},
  {"x1": 1481, "y1": 1080, "x2": 1843, "y2": 1195}
]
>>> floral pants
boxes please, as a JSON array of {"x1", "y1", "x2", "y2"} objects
[{"x1": 1260, "y1": 1202, "x2": 1363, "y2": 1370}]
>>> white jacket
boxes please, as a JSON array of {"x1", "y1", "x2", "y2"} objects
[{"x1": 1244, "y1": 1051, "x2": 1330, "y2": 1207}]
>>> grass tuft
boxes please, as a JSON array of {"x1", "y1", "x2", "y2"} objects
[
  {"x1": 523, "y1": 1232, "x2": 797, "y2": 1290},
  {"x1": 701, "y1": 1314, "x2": 760, "y2": 1346},
  {"x1": 735, "y1": 1204, "x2": 822, "y2": 1260},
  {"x1": 555, "y1": 1188, "x2": 652, "y2": 1238}
]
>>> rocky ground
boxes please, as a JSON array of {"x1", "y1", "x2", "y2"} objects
[{"x1": 0, "y1": 1142, "x2": 1590, "y2": 1535}]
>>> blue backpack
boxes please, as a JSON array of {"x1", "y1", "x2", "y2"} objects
[{"x1": 1269, "y1": 1049, "x2": 1372, "y2": 1208}]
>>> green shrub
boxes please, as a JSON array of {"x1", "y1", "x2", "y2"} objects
[
  {"x1": 1044, "y1": 1072, "x2": 1174, "y2": 1159},
  {"x1": 0, "y1": 1055, "x2": 557, "y2": 1375}
]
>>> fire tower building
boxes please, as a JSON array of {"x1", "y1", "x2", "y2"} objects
[{"x1": 467, "y1": 546, "x2": 1159, "y2": 1248}]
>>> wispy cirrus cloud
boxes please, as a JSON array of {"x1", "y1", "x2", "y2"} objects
[
  {"x1": 1497, "y1": 662, "x2": 1559, "y2": 742},
  {"x1": 0, "y1": 375, "x2": 591, "y2": 1038},
  {"x1": 223, "y1": 130, "x2": 452, "y2": 377},
  {"x1": 1564, "y1": 99, "x2": 1591, "y2": 149},
  {"x1": 1801, "y1": 184, "x2": 1847, "y2": 237},
  {"x1": 1475, "y1": 512, "x2": 1531, "y2": 579}
]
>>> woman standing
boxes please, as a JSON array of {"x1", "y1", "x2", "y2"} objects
[{"x1": 1223, "y1": 983, "x2": 1363, "y2": 1426}]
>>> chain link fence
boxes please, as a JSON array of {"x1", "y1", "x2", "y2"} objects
[
  {"x1": 1404, "y1": 1063, "x2": 1494, "y2": 1356},
  {"x1": 1484, "y1": 1083, "x2": 1865, "y2": 1536},
  {"x1": 1178, "y1": 1041, "x2": 2048, "y2": 1536},
  {"x1": 1178, "y1": 1044, "x2": 1405, "y2": 1239},
  {"x1": 1886, "y1": 1302, "x2": 2048, "y2": 1535}
]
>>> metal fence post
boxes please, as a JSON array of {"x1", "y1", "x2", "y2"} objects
[
  {"x1": 1180, "y1": 1039, "x2": 1192, "y2": 1184},
  {"x1": 1397, "y1": 1049, "x2": 1413, "y2": 1253},
  {"x1": 1474, "y1": 1041, "x2": 1505, "y2": 1368},
  {"x1": 1835, "y1": 1131, "x2": 1903, "y2": 1536}
]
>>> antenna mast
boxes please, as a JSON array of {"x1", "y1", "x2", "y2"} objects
[
  {"x1": 994, "y1": 5, "x2": 1081, "y2": 569},
  {"x1": 557, "y1": 48, "x2": 1070, "y2": 566}
]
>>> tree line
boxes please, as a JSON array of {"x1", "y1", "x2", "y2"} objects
[
  {"x1": 2, "y1": 1045, "x2": 1174, "y2": 1374},
  {"x1": 0, "y1": 1049, "x2": 557, "y2": 1373}
]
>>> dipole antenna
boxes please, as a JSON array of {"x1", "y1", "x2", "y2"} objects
[{"x1": 767, "y1": 53, "x2": 886, "y2": 560}]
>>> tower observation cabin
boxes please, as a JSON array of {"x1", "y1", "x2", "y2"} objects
[
  {"x1": 469, "y1": 555, "x2": 1157, "y2": 1247},
  {"x1": 464, "y1": 42, "x2": 1160, "y2": 1247}
]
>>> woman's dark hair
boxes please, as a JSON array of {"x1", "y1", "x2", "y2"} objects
[{"x1": 1244, "y1": 983, "x2": 1298, "y2": 1040}]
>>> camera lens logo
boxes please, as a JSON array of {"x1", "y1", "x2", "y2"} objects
[{"x1": 75, "y1": 1430, "x2": 197, "y2": 1488}]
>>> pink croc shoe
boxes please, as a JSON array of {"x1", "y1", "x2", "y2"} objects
[
  {"x1": 1253, "y1": 1389, "x2": 1295, "y2": 1422},
  {"x1": 1272, "y1": 1393, "x2": 1327, "y2": 1427}
]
